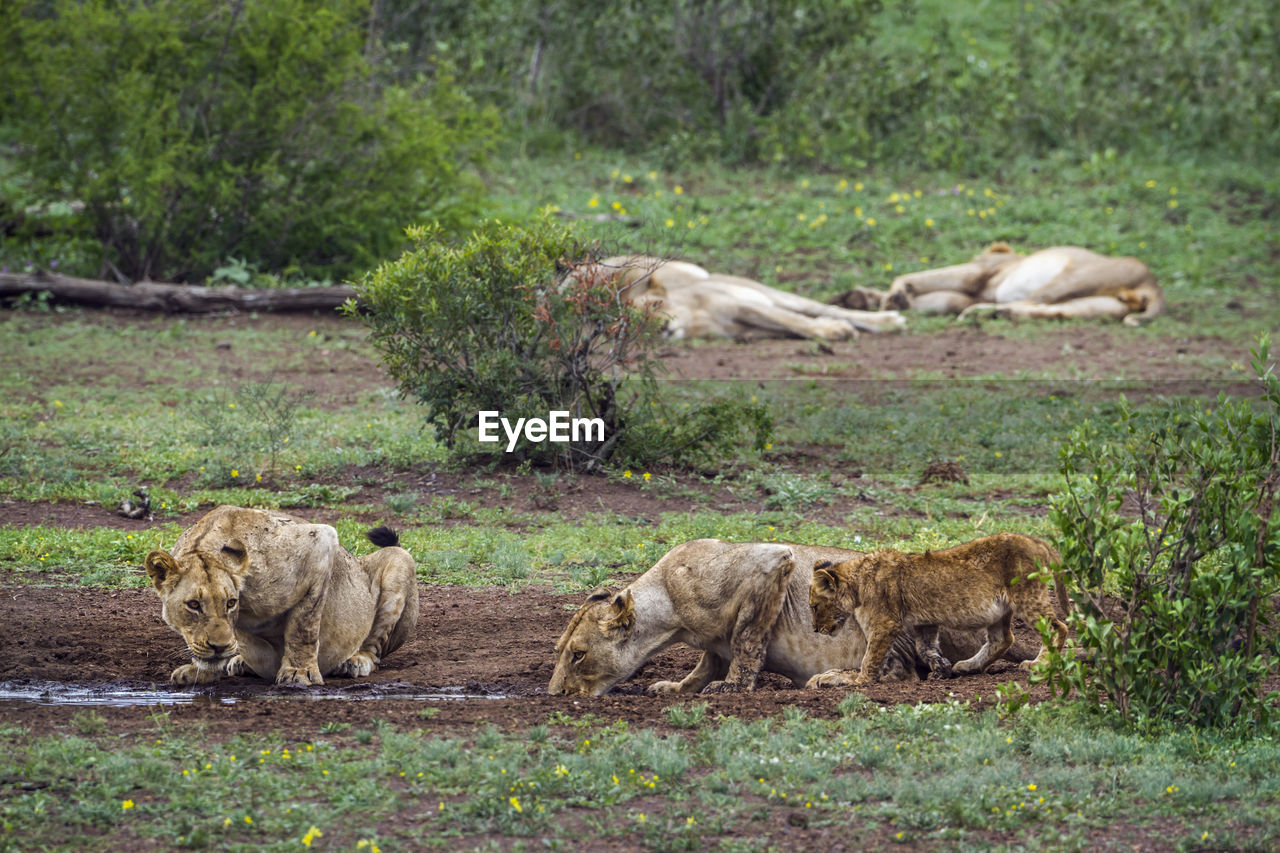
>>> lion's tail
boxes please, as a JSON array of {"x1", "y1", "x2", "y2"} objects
[{"x1": 367, "y1": 526, "x2": 400, "y2": 549}]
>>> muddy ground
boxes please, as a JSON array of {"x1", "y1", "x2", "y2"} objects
[{"x1": 0, "y1": 583, "x2": 1053, "y2": 739}]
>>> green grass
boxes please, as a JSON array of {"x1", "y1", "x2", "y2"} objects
[{"x1": 2, "y1": 701, "x2": 1276, "y2": 851}]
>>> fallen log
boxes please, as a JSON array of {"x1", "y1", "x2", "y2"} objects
[{"x1": 0, "y1": 270, "x2": 358, "y2": 313}]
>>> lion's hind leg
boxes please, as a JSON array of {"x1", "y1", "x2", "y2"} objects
[
  {"x1": 339, "y1": 546, "x2": 419, "y2": 678},
  {"x1": 952, "y1": 605, "x2": 1014, "y2": 675}
]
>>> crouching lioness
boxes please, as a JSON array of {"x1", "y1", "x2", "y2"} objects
[
  {"x1": 547, "y1": 539, "x2": 1036, "y2": 697},
  {"x1": 145, "y1": 505, "x2": 418, "y2": 686},
  {"x1": 808, "y1": 533, "x2": 1068, "y2": 687}
]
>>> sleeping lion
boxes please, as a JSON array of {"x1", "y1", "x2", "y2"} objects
[
  {"x1": 832, "y1": 243, "x2": 1164, "y2": 326},
  {"x1": 583, "y1": 255, "x2": 905, "y2": 341}
]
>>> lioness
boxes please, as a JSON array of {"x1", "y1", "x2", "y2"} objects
[
  {"x1": 835, "y1": 244, "x2": 1164, "y2": 326},
  {"x1": 584, "y1": 255, "x2": 905, "y2": 341},
  {"x1": 547, "y1": 539, "x2": 1033, "y2": 697},
  {"x1": 145, "y1": 505, "x2": 418, "y2": 686},
  {"x1": 808, "y1": 533, "x2": 1068, "y2": 687}
]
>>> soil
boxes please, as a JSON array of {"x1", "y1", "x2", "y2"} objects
[{"x1": 0, "y1": 583, "x2": 1051, "y2": 740}]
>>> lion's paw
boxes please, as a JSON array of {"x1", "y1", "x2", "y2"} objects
[
  {"x1": 333, "y1": 652, "x2": 377, "y2": 679},
  {"x1": 646, "y1": 680, "x2": 684, "y2": 696},
  {"x1": 805, "y1": 669, "x2": 857, "y2": 689},
  {"x1": 926, "y1": 658, "x2": 954, "y2": 680},
  {"x1": 224, "y1": 655, "x2": 251, "y2": 677},
  {"x1": 700, "y1": 679, "x2": 747, "y2": 694},
  {"x1": 275, "y1": 663, "x2": 323, "y2": 687},
  {"x1": 171, "y1": 663, "x2": 220, "y2": 686}
]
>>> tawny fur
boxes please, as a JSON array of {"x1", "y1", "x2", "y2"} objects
[
  {"x1": 144, "y1": 505, "x2": 418, "y2": 687},
  {"x1": 808, "y1": 533, "x2": 1069, "y2": 687},
  {"x1": 547, "y1": 538, "x2": 1036, "y2": 697},
  {"x1": 577, "y1": 255, "x2": 905, "y2": 341},
  {"x1": 833, "y1": 244, "x2": 1164, "y2": 327}
]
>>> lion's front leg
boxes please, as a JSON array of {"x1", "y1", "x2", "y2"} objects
[
  {"x1": 277, "y1": 582, "x2": 327, "y2": 687},
  {"x1": 703, "y1": 549, "x2": 795, "y2": 693},
  {"x1": 855, "y1": 621, "x2": 898, "y2": 685},
  {"x1": 648, "y1": 651, "x2": 728, "y2": 695},
  {"x1": 912, "y1": 626, "x2": 953, "y2": 679}
]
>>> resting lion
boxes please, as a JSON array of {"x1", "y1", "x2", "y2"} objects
[
  {"x1": 546, "y1": 538, "x2": 1033, "y2": 697},
  {"x1": 808, "y1": 533, "x2": 1068, "y2": 687},
  {"x1": 583, "y1": 255, "x2": 904, "y2": 341},
  {"x1": 833, "y1": 244, "x2": 1164, "y2": 326},
  {"x1": 144, "y1": 505, "x2": 418, "y2": 686}
]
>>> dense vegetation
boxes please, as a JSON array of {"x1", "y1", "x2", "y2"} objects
[
  {"x1": 1, "y1": 0, "x2": 494, "y2": 282},
  {"x1": 3, "y1": 0, "x2": 1277, "y2": 281}
]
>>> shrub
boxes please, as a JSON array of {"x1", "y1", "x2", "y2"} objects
[
  {"x1": 350, "y1": 214, "x2": 770, "y2": 471},
  {"x1": 1043, "y1": 337, "x2": 1280, "y2": 729},
  {"x1": 0, "y1": 0, "x2": 494, "y2": 282}
]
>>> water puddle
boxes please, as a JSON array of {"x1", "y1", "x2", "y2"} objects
[{"x1": 0, "y1": 681, "x2": 510, "y2": 708}]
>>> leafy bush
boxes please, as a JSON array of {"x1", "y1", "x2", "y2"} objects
[
  {"x1": 1043, "y1": 338, "x2": 1280, "y2": 729},
  {"x1": 350, "y1": 214, "x2": 770, "y2": 471},
  {"x1": 0, "y1": 0, "x2": 494, "y2": 282}
]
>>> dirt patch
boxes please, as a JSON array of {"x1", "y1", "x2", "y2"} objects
[
  {"x1": 0, "y1": 584, "x2": 1049, "y2": 740},
  {"x1": 3, "y1": 307, "x2": 1245, "y2": 386}
]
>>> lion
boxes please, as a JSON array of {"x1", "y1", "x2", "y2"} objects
[
  {"x1": 807, "y1": 533, "x2": 1069, "y2": 687},
  {"x1": 547, "y1": 538, "x2": 1035, "y2": 697},
  {"x1": 833, "y1": 244, "x2": 1164, "y2": 326},
  {"x1": 583, "y1": 255, "x2": 904, "y2": 341},
  {"x1": 144, "y1": 505, "x2": 418, "y2": 687}
]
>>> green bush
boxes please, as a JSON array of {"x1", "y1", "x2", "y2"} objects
[
  {"x1": 1043, "y1": 338, "x2": 1280, "y2": 730},
  {"x1": 350, "y1": 214, "x2": 770, "y2": 470},
  {"x1": 0, "y1": 0, "x2": 495, "y2": 282}
]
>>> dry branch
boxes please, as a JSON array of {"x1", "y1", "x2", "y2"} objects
[{"x1": 0, "y1": 270, "x2": 357, "y2": 313}]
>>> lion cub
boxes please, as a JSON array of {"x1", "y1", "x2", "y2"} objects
[{"x1": 809, "y1": 533, "x2": 1068, "y2": 685}]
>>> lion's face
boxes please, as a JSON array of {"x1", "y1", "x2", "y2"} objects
[
  {"x1": 809, "y1": 560, "x2": 859, "y2": 635},
  {"x1": 547, "y1": 589, "x2": 637, "y2": 697},
  {"x1": 145, "y1": 547, "x2": 246, "y2": 666}
]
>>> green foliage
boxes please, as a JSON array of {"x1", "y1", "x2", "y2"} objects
[
  {"x1": 351, "y1": 214, "x2": 770, "y2": 470},
  {"x1": 0, "y1": 0, "x2": 494, "y2": 282},
  {"x1": 1043, "y1": 337, "x2": 1280, "y2": 729},
  {"x1": 374, "y1": 0, "x2": 1278, "y2": 168},
  {"x1": 662, "y1": 702, "x2": 709, "y2": 729}
]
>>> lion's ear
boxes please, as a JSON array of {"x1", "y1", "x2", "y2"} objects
[
  {"x1": 988, "y1": 241, "x2": 1014, "y2": 254},
  {"x1": 813, "y1": 566, "x2": 839, "y2": 595},
  {"x1": 584, "y1": 587, "x2": 613, "y2": 605},
  {"x1": 219, "y1": 540, "x2": 250, "y2": 577},
  {"x1": 144, "y1": 550, "x2": 180, "y2": 590},
  {"x1": 599, "y1": 589, "x2": 635, "y2": 636}
]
